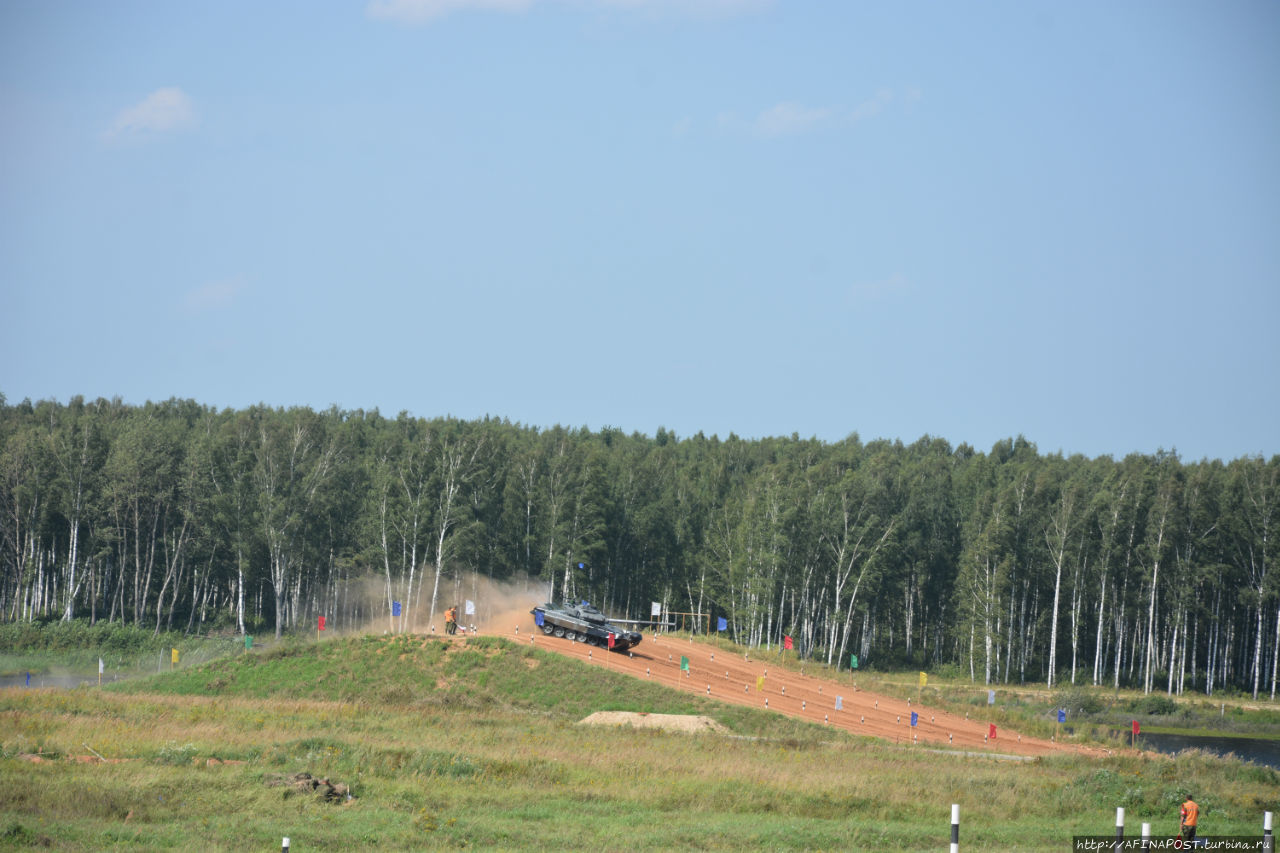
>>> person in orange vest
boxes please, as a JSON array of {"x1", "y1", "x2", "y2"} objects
[
  {"x1": 445, "y1": 607, "x2": 456, "y2": 635},
  {"x1": 1179, "y1": 793, "x2": 1199, "y2": 844}
]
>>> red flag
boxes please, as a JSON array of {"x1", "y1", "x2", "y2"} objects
[
  {"x1": 607, "y1": 632, "x2": 615, "y2": 649},
  {"x1": 988, "y1": 723, "x2": 997, "y2": 739},
  {"x1": 783, "y1": 635, "x2": 793, "y2": 650},
  {"x1": 318, "y1": 616, "x2": 326, "y2": 631},
  {"x1": 1132, "y1": 720, "x2": 1139, "y2": 736}
]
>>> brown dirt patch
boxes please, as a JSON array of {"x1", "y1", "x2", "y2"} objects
[{"x1": 580, "y1": 711, "x2": 730, "y2": 734}]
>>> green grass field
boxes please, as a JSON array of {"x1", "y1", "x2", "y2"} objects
[{"x1": 3, "y1": 631, "x2": 1278, "y2": 851}]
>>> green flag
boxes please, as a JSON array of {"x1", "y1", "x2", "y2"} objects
[
  {"x1": 680, "y1": 656, "x2": 689, "y2": 672},
  {"x1": 850, "y1": 654, "x2": 858, "y2": 669},
  {"x1": 244, "y1": 635, "x2": 253, "y2": 650}
]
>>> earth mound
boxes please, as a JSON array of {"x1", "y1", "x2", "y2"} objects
[{"x1": 579, "y1": 711, "x2": 729, "y2": 734}]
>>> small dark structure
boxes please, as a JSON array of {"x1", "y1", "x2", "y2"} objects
[{"x1": 265, "y1": 772, "x2": 352, "y2": 803}]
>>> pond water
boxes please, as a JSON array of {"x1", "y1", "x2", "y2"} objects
[{"x1": 1139, "y1": 731, "x2": 1280, "y2": 771}]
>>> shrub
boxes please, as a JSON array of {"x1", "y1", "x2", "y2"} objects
[
  {"x1": 156, "y1": 742, "x2": 200, "y2": 766},
  {"x1": 1129, "y1": 695, "x2": 1178, "y2": 716},
  {"x1": 1055, "y1": 686, "x2": 1106, "y2": 716},
  {"x1": 928, "y1": 662, "x2": 968, "y2": 680}
]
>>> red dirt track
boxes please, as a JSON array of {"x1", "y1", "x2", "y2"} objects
[{"x1": 479, "y1": 619, "x2": 1090, "y2": 758}]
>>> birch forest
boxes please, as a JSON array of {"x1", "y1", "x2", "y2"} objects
[{"x1": 2, "y1": 395, "x2": 1276, "y2": 698}]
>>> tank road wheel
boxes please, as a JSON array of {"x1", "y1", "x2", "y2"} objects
[
  {"x1": 542, "y1": 624, "x2": 554, "y2": 636},
  {"x1": 565, "y1": 631, "x2": 576, "y2": 642},
  {"x1": 553, "y1": 627, "x2": 566, "y2": 638}
]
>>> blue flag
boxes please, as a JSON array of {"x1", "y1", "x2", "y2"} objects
[
  {"x1": 911, "y1": 711, "x2": 918, "y2": 727},
  {"x1": 534, "y1": 610, "x2": 544, "y2": 627},
  {"x1": 1057, "y1": 709, "x2": 1066, "y2": 723},
  {"x1": 392, "y1": 601, "x2": 401, "y2": 617},
  {"x1": 717, "y1": 617, "x2": 727, "y2": 631}
]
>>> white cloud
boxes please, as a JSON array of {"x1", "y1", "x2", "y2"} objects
[
  {"x1": 367, "y1": 0, "x2": 767, "y2": 24},
  {"x1": 367, "y1": 0, "x2": 534, "y2": 24},
  {"x1": 849, "y1": 89, "x2": 894, "y2": 122},
  {"x1": 105, "y1": 88, "x2": 195, "y2": 139},
  {"x1": 753, "y1": 101, "x2": 834, "y2": 137},
  {"x1": 729, "y1": 87, "x2": 918, "y2": 139},
  {"x1": 597, "y1": 0, "x2": 770, "y2": 16},
  {"x1": 183, "y1": 277, "x2": 245, "y2": 314}
]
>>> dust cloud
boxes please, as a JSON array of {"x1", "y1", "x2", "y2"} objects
[
  {"x1": 332, "y1": 571, "x2": 553, "y2": 638},
  {"x1": 443, "y1": 571, "x2": 553, "y2": 635}
]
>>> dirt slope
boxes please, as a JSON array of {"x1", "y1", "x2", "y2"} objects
[{"x1": 482, "y1": 618, "x2": 1089, "y2": 758}]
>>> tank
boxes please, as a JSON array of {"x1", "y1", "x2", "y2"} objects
[{"x1": 531, "y1": 601, "x2": 643, "y2": 651}]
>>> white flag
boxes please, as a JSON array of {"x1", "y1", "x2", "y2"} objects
[
  {"x1": 465, "y1": 600, "x2": 475, "y2": 616},
  {"x1": 835, "y1": 695, "x2": 843, "y2": 710},
  {"x1": 651, "y1": 601, "x2": 661, "y2": 616},
  {"x1": 99, "y1": 658, "x2": 104, "y2": 674}
]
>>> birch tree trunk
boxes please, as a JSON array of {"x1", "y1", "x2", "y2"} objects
[
  {"x1": 427, "y1": 434, "x2": 483, "y2": 632},
  {"x1": 1143, "y1": 482, "x2": 1172, "y2": 694},
  {"x1": 53, "y1": 416, "x2": 94, "y2": 623},
  {"x1": 1044, "y1": 508, "x2": 1070, "y2": 689}
]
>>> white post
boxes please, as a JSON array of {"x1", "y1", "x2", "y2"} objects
[
  {"x1": 950, "y1": 803, "x2": 959, "y2": 853},
  {"x1": 1264, "y1": 811, "x2": 1273, "y2": 853},
  {"x1": 1114, "y1": 807, "x2": 1124, "y2": 852},
  {"x1": 282, "y1": 838, "x2": 290, "y2": 852},
  {"x1": 1141, "y1": 822, "x2": 1150, "y2": 850}
]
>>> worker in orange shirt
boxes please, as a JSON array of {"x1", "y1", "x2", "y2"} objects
[{"x1": 1179, "y1": 793, "x2": 1199, "y2": 844}]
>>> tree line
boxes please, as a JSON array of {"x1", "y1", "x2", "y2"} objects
[{"x1": 1, "y1": 395, "x2": 1276, "y2": 697}]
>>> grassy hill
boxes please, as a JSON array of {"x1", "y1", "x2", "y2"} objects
[
  {"x1": 130, "y1": 635, "x2": 772, "y2": 720},
  {"x1": 3, "y1": 633, "x2": 1278, "y2": 851}
]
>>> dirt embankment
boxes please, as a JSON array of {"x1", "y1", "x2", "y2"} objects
[{"x1": 482, "y1": 618, "x2": 1095, "y2": 758}]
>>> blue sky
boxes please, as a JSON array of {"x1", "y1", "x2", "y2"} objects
[{"x1": 2, "y1": 0, "x2": 1277, "y2": 462}]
